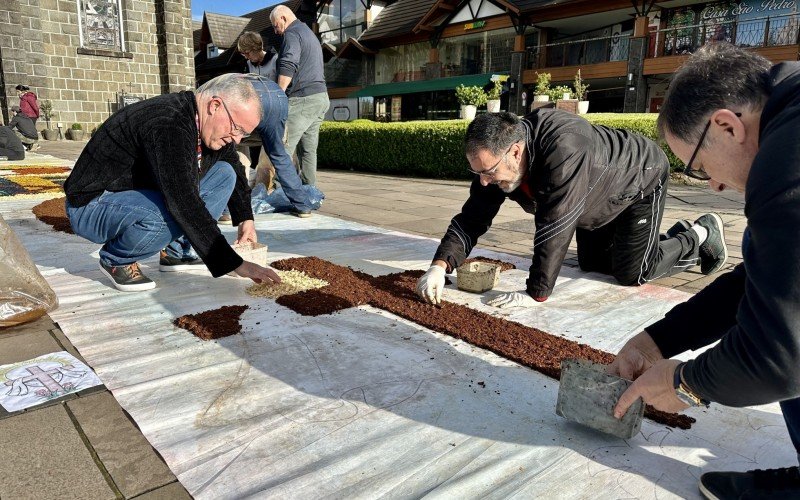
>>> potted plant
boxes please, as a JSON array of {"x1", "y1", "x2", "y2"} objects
[
  {"x1": 68, "y1": 123, "x2": 85, "y2": 140},
  {"x1": 534, "y1": 72, "x2": 551, "y2": 102},
  {"x1": 486, "y1": 80, "x2": 502, "y2": 113},
  {"x1": 455, "y1": 84, "x2": 487, "y2": 120},
  {"x1": 40, "y1": 100, "x2": 58, "y2": 141},
  {"x1": 574, "y1": 69, "x2": 590, "y2": 114},
  {"x1": 547, "y1": 85, "x2": 572, "y2": 103}
]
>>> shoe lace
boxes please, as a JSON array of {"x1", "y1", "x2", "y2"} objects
[
  {"x1": 750, "y1": 466, "x2": 800, "y2": 490},
  {"x1": 124, "y1": 263, "x2": 144, "y2": 280}
]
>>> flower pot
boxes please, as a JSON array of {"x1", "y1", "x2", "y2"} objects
[
  {"x1": 457, "y1": 262, "x2": 501, "y2": 293},
  {"x1": 42, "y1": 129, "x2": 59, "y2": 141},
  {"x1": 68, "y1": 129, "x2": 85, "y2": 140},
  {"x1": 534, "y1": 94, "x2": 549, "y2": 102},
  {"x1": 578, "y1": 101, "x2": 590, "y2": 114},
  {"x1": 486, "y1": 99, "x2": 501, "y2": 113},
  {"x1": 460, "y1": 104, "x2": 477, "y2": 120},
  {"x1": 562, "y1": 92, "x2": 571, "y2": 100}
]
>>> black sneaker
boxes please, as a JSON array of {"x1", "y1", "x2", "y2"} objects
[
  {"x1": 99, "y1": 261, "x2": 155, "y2": 292},
  {"x1": 695, "y1": 213, "x2": 728, "y2": 275},
  {"x1": 700, "y1": 466, "x2": 800, "y2": 499},
  {"x1": 289, "y1": 208, "x2": 312, "y2": 218},
  {"x1": 159, "y1": 250, "x2": 204, "y2": 272},
  {"x1": 666, "y1": 219, "x2": 692, "y2": 238}
]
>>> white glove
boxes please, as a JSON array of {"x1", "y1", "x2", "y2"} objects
[
  {"x1": 487, "y1": 291, "x2": 539, "y2": 309},
  {"x1": 416, "y1": 265, "x2": 446, "y2": 304}
]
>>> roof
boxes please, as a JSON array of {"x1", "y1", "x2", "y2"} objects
[
  {"x1": 193, "y1": 21, "x2": 203, "y2": 51},
  {"x1": 204, "y1": 12, "x2": 251, "y2": 49},
  {"x1": 360, "y1": 0, "x2": 439, "y2": 41},
  {"x1": 240, "y1": 0, "x2": 306, "y2": 50}
]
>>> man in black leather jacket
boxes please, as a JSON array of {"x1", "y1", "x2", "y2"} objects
[
  {"x1": 416, "y1": 110, "x2": 727, "y2": 307},
  {"x1": 609, "y1": 43, "x2": 800, "y2": 499}
]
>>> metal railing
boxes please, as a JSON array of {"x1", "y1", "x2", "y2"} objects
[
  {"x1": 526, "y1": 33, "x2": 632, "y2": 69},
  {"x1": 654, "y1": 12, "x2": 800, "y2": 57}
]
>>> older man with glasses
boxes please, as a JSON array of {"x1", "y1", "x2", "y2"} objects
[
  {"x1": 416, "y1": 110, "x2": 727, "y2": 307},
  {"x1": 64, "y1": 73, "x2": 281, "y2": 292},
  {"x1": 608, "y1": 42, "x2": 800, "y2": 499}
]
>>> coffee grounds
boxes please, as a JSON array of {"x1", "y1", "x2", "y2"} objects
[
  {"x1": 272, "y1": 256, "x2": 694, "y2": 430},
  {"x1": 12, "y1": 167, "x2": 70, "y2": 175},
  {"x1": 173, "y1": 305, "x2": 249, "y2": 340},
  {"x1": 32, "y1": 197, "x2": 73, "y2": 234},
  {"x1": 463, "y1": 257, "x2": 516, "y2": 272}
]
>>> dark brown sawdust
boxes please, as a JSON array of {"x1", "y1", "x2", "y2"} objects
[
  {"x1": 32, "y1": 197, "x2": 73, "y2": 234},
  {"x1": 13, "y1": 167, "x2": 71, "y2": 175},
  {"x1": 173, "y1": 305, "x2": 249, "y2": 340},
  {"x1": 272, "y1": 256, "x2": 694, "y2": 430}
]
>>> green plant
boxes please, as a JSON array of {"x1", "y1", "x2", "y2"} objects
[
  {"x1": 455, "y1": 85, "x2": 487, "y2": 107},
  {"x1": 547, "y1": 85, "x2": 572, "y2": 102},
  {"x1": 573, "y1": 69, "x2": 590, "y2": 101},
  {"x1": 486, "y1": 80, "x2": 502, "y2": 100},
  {"x1": 71, "y1": 123, "x2": 82, "y2": 130},
  {"x1": 534, "y1": 73, "x2": 551, "y2": 95},
  {"x1": 40, "y1": 99, "x2": 54, "y2": 129}
]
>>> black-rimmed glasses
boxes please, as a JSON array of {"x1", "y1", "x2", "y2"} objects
[
  {"x1": 468, "y1": 144, "x2": 513, "y2": 179},
  {"x1": 212, "y1": 95, "x2": 250, "y2": 139},
  {"x1": 683, "y1": 112, "x2": 741, "y2": 181}
]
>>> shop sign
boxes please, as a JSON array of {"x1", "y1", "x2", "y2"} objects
[
  {"x1": 464, "y1": 20, "x2": 486, "y2": 30},
  {"x1": 702, "y1": 0, "x2": 796, "y2": 20}
]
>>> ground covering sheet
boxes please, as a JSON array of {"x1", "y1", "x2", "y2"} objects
[{"x1": 2, "y1": 200, "x2": 794, "y2": 499}]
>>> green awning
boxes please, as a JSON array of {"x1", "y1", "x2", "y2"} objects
[{"x1": 349, "y1": 73, "x2": 499, "y2": 98}]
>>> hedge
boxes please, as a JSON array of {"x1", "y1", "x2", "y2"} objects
[{"x1": 318, "y1": 114, "x2": 683, "y2": 179}]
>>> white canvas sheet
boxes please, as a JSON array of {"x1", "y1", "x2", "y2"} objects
[{"x1": 2, "y1": 200, "x2": 793, "y2": 499}]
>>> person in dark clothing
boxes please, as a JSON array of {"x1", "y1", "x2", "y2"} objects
[
  {"x1": 9, "y1": 105, "x2": 40, "y2": 151},
  {"x1": 0, "y1": 126, "x2": 25, "y2": 160},
  {"x1": 15, "y1": 84, "x2": 39, "y2": 124},
  {"x1": 271, "y1": 4, "x2": 329, "y2": 186},
  {"x1": 608, "y1": 43, "x2": 800, "y2": 499},
  {"x1": 64, "y1": 73, "x2": 281, "y2": 292},
  {"x1": 416, "y1": 110, "x2": 727, "y2": 306}
]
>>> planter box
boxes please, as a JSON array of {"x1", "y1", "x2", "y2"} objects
[
  {"x1": 456, "y1": 261, "x2": 500, "y2": 293},
  {"x1": 68, "y1": 129, "x2": 85, "y2": 140},
  {"x1": 42, "y1": 129, "x2": 59, "y2": 141}
]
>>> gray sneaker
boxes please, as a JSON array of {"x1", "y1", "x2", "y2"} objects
[
  {"x1": 99, "y1": 261, "x2": 155, "y2": 292},
  {"x1": 694, "y1": 213, "x2": 728, "y2": 275},
  {"x1": 290, "y1": 208, "x2": 312, "y2": 218},
  {"x1": 159, "y1": 250, "x2": 204, "y2": 272}
]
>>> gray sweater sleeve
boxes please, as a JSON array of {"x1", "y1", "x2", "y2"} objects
[{"x1": 277, "y1": 31, "x2": 301, "y2": 79}]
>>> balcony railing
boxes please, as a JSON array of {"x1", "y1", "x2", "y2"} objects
[
  {"x1": 526, "y1": 33, "x2": 632, "y2": 70},
  {"x1": 654, "y1": 13, "x2": 800, "y2": 57}
]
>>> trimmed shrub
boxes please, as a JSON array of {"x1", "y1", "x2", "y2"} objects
[{"x1": 318, "y1": 114, "x2": 683, "y2": 179}]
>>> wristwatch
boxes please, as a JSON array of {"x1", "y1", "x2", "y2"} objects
[{"x1": 673, "y1": 362, "x2": 710, "y2": 408}]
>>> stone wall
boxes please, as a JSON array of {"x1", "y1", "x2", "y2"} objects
[{"x1": 0, "y1": 0, "x2": 195, "y2": 131}]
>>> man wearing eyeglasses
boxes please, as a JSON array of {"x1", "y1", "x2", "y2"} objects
[
  {"x1": 609, "y1": 43, "x2": 800, "y2": 499},
  {"x1": 417, "y1": 109, "x2": 727, "y2": 307},
  {"x1": 64, "y1": 73, "x2": 281, "y2": 292}
]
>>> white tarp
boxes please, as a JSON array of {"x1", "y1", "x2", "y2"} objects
[{"x1": 2, "y1": 200, "x2": 793, "y2": 499}]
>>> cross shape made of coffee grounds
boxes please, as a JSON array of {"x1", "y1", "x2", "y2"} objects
[{"x1": 271, "y1": 256, "x2": 694, "y2": 430}]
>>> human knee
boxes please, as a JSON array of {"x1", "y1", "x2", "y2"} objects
[{"x1": 613, "y1": 269, "x2": 643, "y2": 286}]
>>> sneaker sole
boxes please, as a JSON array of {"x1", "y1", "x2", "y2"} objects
[
  {"x1": 99, "y1": 262, "x2": 156, "y2": 292},
  {"x1": 159, "y1": 263, "x2": 205, "y2": 272},
  {"x1": 698, "y1": 482, "x2": 721, "y2": 500},
  {"x1": 703, "y1": 212, "x2": 728, "y2": 275}
]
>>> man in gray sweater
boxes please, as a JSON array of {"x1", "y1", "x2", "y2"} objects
[{"x1": 271, "y1": 5, "x2": 329, "y2": 186}]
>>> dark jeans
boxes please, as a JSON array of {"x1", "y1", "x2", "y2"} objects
[
  {"x1": 245, "y1": 75, "x2": 311, "y2": 212},
  {"x1": 576, "y1": 172, "x2": 701, "y2": 285}
]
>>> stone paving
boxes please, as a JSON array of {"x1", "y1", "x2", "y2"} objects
[{"x1": 0, "y1": 139, "x2": 746, "y2": 497}]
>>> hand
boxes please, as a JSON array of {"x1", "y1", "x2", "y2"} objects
[
  {"x1": 235, "y1": 220, "x2": 257, "y2": 245},
  {"x1": 416, "y1": 264, "x2": 446, "y2": 304},
  {"x1": 606, "y1": 331, "x2": 665, "y2": 380},
  {"x1": 234, "y1": 260, "x2": 281, "y2": 284},
  {"x1": 487, "y1": 291, "x2": 537, "y2": 308},
  {"x1": 613, "y1": 358, "x2": 688, "y2": 418}
]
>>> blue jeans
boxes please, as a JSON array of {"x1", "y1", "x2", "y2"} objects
[
  {"x1": 245, "y1": 75, "x2": 311, "y2": 212},
  {"x1": 66, "y1": 161, "x2": 235, "y2": 266}
]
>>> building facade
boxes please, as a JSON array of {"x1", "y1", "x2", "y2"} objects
[{"x1": 0, "y1": 0, "x2": 195, "y2": 131}]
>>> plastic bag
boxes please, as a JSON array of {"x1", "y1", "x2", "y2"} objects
[
  {"x1": 0, "y1": 214, "x2": 58, "y2": 328},
  {"x1": 251, "y1": 184, "x2": 325, "y2": 214}
]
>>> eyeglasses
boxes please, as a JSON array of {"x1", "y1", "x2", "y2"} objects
[
  {"x1": 468, "y1": 144, "x2": 513, "y2": 179},
  {"x1": 683, "y1": 112, "x2": 741, "y2": 181},
  {"x1": 212, "y1": 95, "x2": 250, "y2": 138}
]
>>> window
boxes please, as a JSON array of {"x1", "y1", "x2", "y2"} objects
[
  {"x1": 77, "y1": 0, "x2": 126, "y2": 51},
  {"x1": 207, "y1": 44, "x2": 219, "y2": 59},
  {"x1": 318, "y1": 0, "x2": 365, "y2": 49}
]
